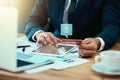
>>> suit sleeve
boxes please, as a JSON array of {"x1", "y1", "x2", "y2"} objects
[
  {"x1": 96, "y1": 0, "x2": 120, "y2": 50},
  {"x1": 24, "y1": 0, "x2": 48, "y2": 41}
]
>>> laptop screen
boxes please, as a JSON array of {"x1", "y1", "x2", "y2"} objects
[{"x1": 0, "y1": 7, "x2": 18, "y2": 70}]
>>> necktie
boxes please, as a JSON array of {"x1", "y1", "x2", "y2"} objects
[{"x1": 68, "y1": 0, "x2": 77, "y2": 23}]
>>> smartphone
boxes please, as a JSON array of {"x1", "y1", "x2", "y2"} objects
[{"x1": 32, "y1": 44, "x2": 76, "y2": 56}]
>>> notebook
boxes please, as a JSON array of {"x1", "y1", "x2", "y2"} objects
[{"x1": 0, "y1": 7, "x2": 53, "y2": 72}]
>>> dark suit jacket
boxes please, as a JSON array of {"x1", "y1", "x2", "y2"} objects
[{"x1": 25, "y1": 0, "x2": 120, "y2": 50}]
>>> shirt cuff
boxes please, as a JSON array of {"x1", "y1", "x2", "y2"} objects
[
  {"x1": 32, "y1": 30, "x2": 44, "y2": 41},
  {"x1": 95, "y1": 37, "x2": 105, "y2": 51}
]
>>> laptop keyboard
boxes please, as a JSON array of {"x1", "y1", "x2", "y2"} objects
[
  {"x1": 17, "y1": 59, "x2": 33, "y2": 67},
  {"x1": 16, "y1": 52, "x2": 54, "y2": 67},
  {"x1": 17, "y1": 52, "x2": 33, "y2": 67}
]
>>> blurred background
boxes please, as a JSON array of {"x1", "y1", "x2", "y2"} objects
[
  {"x1": 0, "y1": 0, "x2": 35, "y2": 33},
  {"x1": 17, "y1": 0, "x2": 35, "y2": 33}
]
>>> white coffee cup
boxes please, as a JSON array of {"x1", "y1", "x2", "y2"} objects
[{"x1": 95, "y1": 50, "x2": 120, "y2": 71}]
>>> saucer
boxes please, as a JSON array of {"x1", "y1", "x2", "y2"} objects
[{"x1": 92, "y1": 63, "x2": 120, "y2": 75}]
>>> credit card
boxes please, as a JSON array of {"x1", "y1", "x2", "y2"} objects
[{"x1": 61, "y1": 39, "x2": 82, "y2": 45}]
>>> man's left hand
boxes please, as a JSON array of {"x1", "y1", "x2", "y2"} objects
[{"x1": 78, "y1": 38, "x2": 100, "y2": 57}]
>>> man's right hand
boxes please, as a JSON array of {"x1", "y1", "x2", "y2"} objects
[{"x1": 35, "y1": 32, "x2": 62, "y2": 47}]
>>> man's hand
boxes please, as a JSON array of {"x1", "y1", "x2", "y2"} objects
[
  {"x1": 78, "y1": 38, "x2": 101, "y2": 57},
  {"x1": 35, "y1": 32, "x2": 62, "y2": 47}
]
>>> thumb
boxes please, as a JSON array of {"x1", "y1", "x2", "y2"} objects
[{"x1": 82, "y1": 38, "x2": 91, "y2": 44}]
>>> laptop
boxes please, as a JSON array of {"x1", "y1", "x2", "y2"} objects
[{"x1": 0, "y1": 7, "x2": 53, "y2": 72}]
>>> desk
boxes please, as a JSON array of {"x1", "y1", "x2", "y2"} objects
[{"x1": 0, "y1": 35, "x2": 120, "y2": 80}]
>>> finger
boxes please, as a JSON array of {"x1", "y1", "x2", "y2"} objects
[
  {"x1": 43, "y1": 34, "x2": 53, "y2": 46},
  {"x1": 82, "y1": 38, "x2": 91, "y2": 44},
  {"x1": 50, "y1": 35, "x2": 61, "y2": 47},
  {"x1": 51, "y1": 37, "x2": 58, "y2": 47},
  {"x1": 79, "y1": 44, "x2": 97, "y2": 50},
  {"x1": 55, "y1": 37, "x2": 62, "y2": 42},
  {"x1": 36, "y1": 37, "x2": 46, "y2": 47},
  {"x1": 48, "y1": 33, "x2": 62, "y2": 46},
  {"x1": 78, "y1": 49, "x2": 96, "y2": 57},
  {"x1": 78, "y1": 40, "x2": 98, "y2": 50},
  {"x1": 80, "y1": 38, "x2": 92, "y2": 49}
]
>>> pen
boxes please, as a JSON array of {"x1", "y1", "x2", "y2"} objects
[
  {"x1": 17, "y1": 45, "x2": 31, "y2": 48},
  {"x1": 17, "y1": 45, "x2": 31, "y2": 52}
]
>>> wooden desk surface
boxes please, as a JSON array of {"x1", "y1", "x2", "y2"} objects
[{"x1": 0, "y1": 35, "x2": 120, "y2": 80}]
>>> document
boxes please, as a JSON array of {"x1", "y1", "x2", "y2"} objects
[
  {"x1": 17, "y1": 36, "x2": 38, "y2": 54},
  {"x1": 17, "y1": 36, "x2": 90, "y2": 74},
  {"x1": 25, "y1": 57, "x2": 89, "y2": 74}
]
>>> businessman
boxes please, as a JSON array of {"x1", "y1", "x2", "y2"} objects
[{"x1": 25, "y1": 0, "x2": 120, "y2": 57}]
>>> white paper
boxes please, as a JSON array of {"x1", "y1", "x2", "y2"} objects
[
  {"x1": 17, "y1": 36, "x2": 38, "y2": 54},
  {"x1": 52, "y1": 58, "x2": 89, "y2": 70},
  {"x1": 25, "y1": 58, "x2": 89, "y2": 74},
  {"x1": 17, "y1": 36, "x2": 90, "y2": 74}
]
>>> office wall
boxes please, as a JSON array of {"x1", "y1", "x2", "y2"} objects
[{"x1": 17, "y1": 0, "x2": 35, "y2": 33}]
